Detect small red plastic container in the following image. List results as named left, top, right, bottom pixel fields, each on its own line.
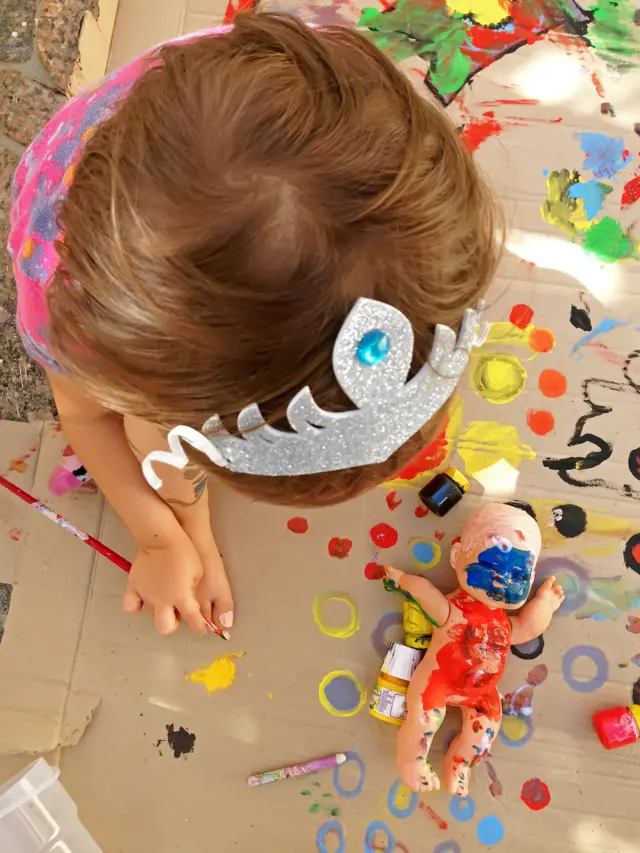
left=593, top=705, right=640, bottom=750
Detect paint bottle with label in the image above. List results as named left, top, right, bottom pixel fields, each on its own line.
left=370, top=643, right=423, bottom=725
left=403, top=600, right=434, bottom=651
left=593, top=704, right=640, bottom=749
left=419, top=467, right=470, bottom=517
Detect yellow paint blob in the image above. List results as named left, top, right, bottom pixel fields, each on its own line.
left=446, top=0, right=510, bottom=25
left=541, top=169, right=589, bottom=238
left=457, top=421, right=535, bottom=478
left=472, top=353, right=527, bottom=404
left=485, top=321, right=532, bottom=347
left=392, top=783, right=414, bottom=812
left=313, top=592, right=360, bottom=639
left=186, top=653, right=244, bottom=694
left=501, top=715, right=528, bottom=741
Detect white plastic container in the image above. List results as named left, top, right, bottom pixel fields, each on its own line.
left=0, top=759, right=102, bottom=852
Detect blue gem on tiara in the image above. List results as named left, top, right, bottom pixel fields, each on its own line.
left=356, top=329, right=391, bottom=366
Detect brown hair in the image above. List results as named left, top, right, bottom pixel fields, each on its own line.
left=48, top=12, right=503, bottom=506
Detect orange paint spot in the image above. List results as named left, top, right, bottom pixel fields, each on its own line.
left=9, top=456, right=29, bottom=474
left=591, top=71, right=605, bottom=99
left=22, top=237, right=35, bottom=260
left=9, top=528, right=22, bottom=542
left=509, top=304, right=534, bottom=330
left=527, top=409, right=555, bottom=436
left=63, top=165, right=75, bottom=185
left=538, top=369, right=567, bottom=397
left=528, top=328, right=555, bottom=353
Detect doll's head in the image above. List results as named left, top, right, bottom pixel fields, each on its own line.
left=450, top=503, right=542, bottom=610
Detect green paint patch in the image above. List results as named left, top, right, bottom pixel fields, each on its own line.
left=582, top=216, right=638, bottom=263
left=588, top=0, right=640, bottom=68
left=312, top=781, right=321, bottom=787
left=322, top=793, right=333, bottom=798
left=308, top=804, right=321, bottom=814
left=301, top=790, right=312, bottom=796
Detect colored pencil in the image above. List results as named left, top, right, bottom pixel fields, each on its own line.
left=0, top=473, right=229, bottom=639
left=248, top=753, right=347, bottom=787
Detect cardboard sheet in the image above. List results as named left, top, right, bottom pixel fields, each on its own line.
left=1, top=0, right=640, bottom=850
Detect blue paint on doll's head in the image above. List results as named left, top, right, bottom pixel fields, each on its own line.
left=466, top=544, right=535, bottom=605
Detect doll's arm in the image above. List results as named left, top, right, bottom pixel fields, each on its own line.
left=383, top=566, right=450, bottom=628
left=510, top=576, right=565, bottom=644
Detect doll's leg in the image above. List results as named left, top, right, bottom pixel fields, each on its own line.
left=442, top=699, right=501, bottom=797
left=397, top=696, right=446, bottom=793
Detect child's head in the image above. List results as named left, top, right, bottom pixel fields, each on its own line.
left=48, top=12, right=502, bottom=506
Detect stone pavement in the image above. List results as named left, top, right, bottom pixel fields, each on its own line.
left=0, top=0, right=99, bottom=421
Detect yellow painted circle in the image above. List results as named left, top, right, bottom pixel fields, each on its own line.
left=318, top=670, right=367, bottom=718
left=472, top=354, right=527, bottom=404
left=313, top=592, right=360, bottom=639
left=501, top=715, right=529, bottom=741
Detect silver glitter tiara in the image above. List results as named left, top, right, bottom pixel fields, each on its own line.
left=142, top=298, right=486, bottom=487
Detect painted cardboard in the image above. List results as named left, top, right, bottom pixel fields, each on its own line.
left=1, top=0, right=640, bottom=850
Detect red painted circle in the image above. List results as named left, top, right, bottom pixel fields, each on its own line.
left=509, top=303, right=534, bottom=329
left=520, top=778, right=551, bottom=811
left=526, top=409, right=555, bottom=436
left=287, top=517, right=308, bottom=534
left=364, top=562, right=385, bottom=581
left=328, top=537, right=353, bottom=559
left=369, top=523, right=399, bottom=549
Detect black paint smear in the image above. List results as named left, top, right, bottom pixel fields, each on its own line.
left=0, top=583, right=13, bottom=644
left=552, top=504, right=587, bottom=538
left=623, top=533, right=640, bottom=576
left=632, top=677, right=640, bottom=707
left=165, top=724, right=195, bottom=758
left=635, top=123, right=640, bottom=137
left=543, top=350, right=640, bottom=500
left=511, top=635, right=545, bottom=660
left=505, top=500, right=537, bottom=521
left=570, top=305, right=592, bottom=332
left=628, top=448, right=640, bottom=481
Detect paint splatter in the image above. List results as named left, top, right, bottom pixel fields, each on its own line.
left=165, top=724, right=196, bottom=759
left=582, top=216, right=637, bottom=263
left=457, top=421, right=535, bottom=478
left=621, top=174, right=640, bottom=208
left=9, top=456, right=29, bottom=474
left=328, top=538, right=352, bottom=559
left=460, top=112, right=503, bottom=151
left=287, top=517, right=308, bottom=534
left=521, top=778, right=551, bottom=811
left=484, top=761, right=503, bottom=797
left=509, top=304, right=533, bottom=330
left=551, top=504, right=587, bottom=538
left=8, top=528, right=23, bottom=542
left=575, top=132, right=632, bottom=180
left=541, top=170, right=589, bottom=237
left=0, top=583, right=13, bottom=644
left=538, top=369, right=567, bottom=397
left=370, top=523, right=399, bottom=549
left=600, top=102, right=616, bottom=117
left=419, top=801, right=448, bottom=829
left=365, top=561, right=385, bottom=580
left=386, top=491, right=402, bottom=511
left=415, top=505, right=430, bottom=518
left=627, top=615, right=640, bottom=633
left=571, top=317, right=628, bottom=355
left=588, top=0, right=640, bottom=69
left=472, top=354, right=527, bottom=404
left=526, top=410, right=555, bottom=436
left=528, top=328, right=555, bottom=353
left=570, top=305, right=592, bottom=332
left=568, top=179, right=613, bottom=220
left=186, top=653, right=244, bottom=693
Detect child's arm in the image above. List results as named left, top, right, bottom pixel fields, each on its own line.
left=47, top=370, right=208, bottom=635
left=510, top=576, right=565, bottom=644
left=383, top=566, right=450, bottom=627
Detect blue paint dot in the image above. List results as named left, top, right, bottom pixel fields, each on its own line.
left=356, top=329, right=391, bottom=365
left=412, top=541, right=435, bottom=565
left=477, top=815, right=505, bottom=845
left=448, top=794, right=476, bottom=822
left=323, top=675, right=361, bottom=712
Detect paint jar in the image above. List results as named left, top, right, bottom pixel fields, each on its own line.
left=593, top=704, right=640, bottom=750
left=403, top=599, right=433, bottom=651
left=369, top=643, right=423, bottom=726
left=0, top=758, right=102, bottom=851
left=419, top=467, right=470, bottom=517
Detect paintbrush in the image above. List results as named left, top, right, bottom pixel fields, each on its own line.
left=0, top=473, right=229, bottom=639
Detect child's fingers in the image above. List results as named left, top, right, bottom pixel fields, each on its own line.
left=123, top=586, right=143, bottom=614
left=213, top=597, right=235, bottom=632
left=155, top=606, right=179, bottom=635
left=181, top=603, right=207, bottom=635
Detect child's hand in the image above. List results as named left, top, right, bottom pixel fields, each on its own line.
left=535, top=575, right=565, bottom=613
left=191, top=530, right=235, bottom=633
left=123, top=535, right=207, bottom=635
left=384, top=565, right=405, bottom=587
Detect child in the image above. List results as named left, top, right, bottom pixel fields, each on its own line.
left=9, top=13, right=502, bottom=637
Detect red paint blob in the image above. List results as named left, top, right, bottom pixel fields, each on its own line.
left=287, top=517, right=308, bottom=534
left=415, top=505, right=430, bottom=518
left=622, top=174, right=640, bottom=209
left=434, top=530, right=445, bottom=541
left=328, top=537, right=352, bottom=559
left=538, top=369, right=567, bottom=398
left=632, top=543, right=640, bottom=565
left=521, top=778, right=551, bottom=810
left=364, top=561, right=385, bottom=580
left=509, top=303, right=534, bottom=329
left=369, top=523, right=398, bottom=549
left=461, top=112, right=504, bottom=152
left=529, top=328, right=555, bottom=353
left=395, top=422, right=448, bottom=481
left=385, top=491, right=402, bottom=511
left=526, top=409, right=555, bottom=436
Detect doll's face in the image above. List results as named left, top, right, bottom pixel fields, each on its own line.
left=451, top=503, right=542, bottom=610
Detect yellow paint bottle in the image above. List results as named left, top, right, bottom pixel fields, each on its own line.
left=403, top=599, right=434, bottom=650
left=369, top=643, right=423, bottom=726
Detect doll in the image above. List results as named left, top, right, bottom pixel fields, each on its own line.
left=384, top=503, right=564, bottom=797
